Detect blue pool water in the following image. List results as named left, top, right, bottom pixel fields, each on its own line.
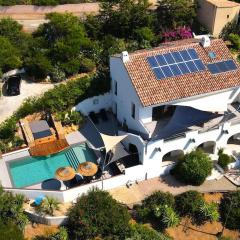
left=9, top=144, right=97, bottom=188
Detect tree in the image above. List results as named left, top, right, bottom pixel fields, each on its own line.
left=156, top=0, right=197, bottom=30
left=199, top=201, right=219, bottom=223
left=67, top=188, right=131, bottom=240
left=99, top=0, right=154, bottom=40
left=0, top=187, right=28, bottom=231
left=0, top=37, right=22, bottom=72
left=171, top=149, right=213, bottom=185
left=34, top=13, right=92, bottom=76
left=228, top=33, right=240, bottom=50
left=0, top=221, right=25, bottom=240
left=219, top=191, right=240, bottom=230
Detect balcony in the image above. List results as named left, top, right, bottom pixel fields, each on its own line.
left=143, top=104, right=240, bottom=141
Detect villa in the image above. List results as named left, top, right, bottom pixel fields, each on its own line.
left=1, top=36, right=240, bottom=202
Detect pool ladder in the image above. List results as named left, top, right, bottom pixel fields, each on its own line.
left=65, top=149, right=80, bottom=170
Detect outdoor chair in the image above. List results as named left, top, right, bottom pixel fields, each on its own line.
left=100, top=109, right=108, bottom=121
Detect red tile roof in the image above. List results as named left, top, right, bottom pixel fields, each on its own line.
left=122, top=38, right=240, bottom=107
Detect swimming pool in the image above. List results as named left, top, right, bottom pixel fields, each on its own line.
left=9, top=144, right=97, bottom=188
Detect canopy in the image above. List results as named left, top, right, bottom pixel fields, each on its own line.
left=55, top=166, right=75, bottom=181
left=109, top=143, right=129, bottom=163
left=100, top=133, right=127, bottom=153
left=77, top=162, right=98, bottom=176
left=173, top=93, right=228, bottom=112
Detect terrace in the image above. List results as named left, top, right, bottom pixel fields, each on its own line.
left=0, top=111, right=140, bottom=195
left=143, top=103, right=240, bottom=141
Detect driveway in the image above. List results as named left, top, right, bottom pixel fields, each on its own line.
left=0, top=80, right=54, bottom=123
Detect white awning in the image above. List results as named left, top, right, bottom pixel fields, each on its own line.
left=100, top=133, right=127, bottom=153
left=173, top=93, right=228, bottom=112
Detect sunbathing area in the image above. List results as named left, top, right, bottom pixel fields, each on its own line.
left=0, top=109, right=141, bottom=194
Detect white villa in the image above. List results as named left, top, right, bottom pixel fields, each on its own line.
left=1, top=36, right=240, bottom=203
left=77, top=36, right=240, bottom=180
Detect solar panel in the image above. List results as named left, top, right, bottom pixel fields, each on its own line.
left=163, top=53, right=175, bottom=64
left=188, top=49, right=198, bottom=60
left=147, top=48, right=205, bottom=80
left=194, top=59, right=205, bottom=71
left=178, top=62, right=190, bottom=74
left=147, top=57, right=158, bottom=68
left=225, top=60, right=237, bottom=70
left=179, top=50, right=191, bottom=61
left=207, top=60, right=237, bottom=74
left=153, top=68, right=165, bottom=79
left=162, top=66, right=173, bottom=77
left=171, top=52, right=183, bottom=63
left=186, top=61, right=198, bottom=72
left=156, top=55, right=167, bottom=66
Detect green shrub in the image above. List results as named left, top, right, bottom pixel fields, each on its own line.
left=175, top=191, right=219, bottom=225
left=67, top=188, right=131, bottom=239
left=154, top=205, right=180, bottom=229
left=171, top=149, right=213, bottom=185
left=0, top=187, right=28, bottom=230
left=220, top=191, right=240, bottom=230
left=35, top=196, right=60, bottom=216
left=80, top=57, right=96, bottom=73
left=228, top=33, right=240, bottom=50
left=0, top=221, right=25, bottom=240
left=135, top=191, right=175, bottom=221
left=127, top=223, right=173, bottom=240
left=175, top=190, right=204, bottom=217
left=218, top=153, right=233, bottom=171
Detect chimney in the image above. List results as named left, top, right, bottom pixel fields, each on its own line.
left=121, top=51, right=129, bottom=63
left=200, top=35, right=211, bottom=47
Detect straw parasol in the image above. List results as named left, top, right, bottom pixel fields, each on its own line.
left=55, top=166, right=76, bottom=181
left=77, top=162, right=98, bottom=176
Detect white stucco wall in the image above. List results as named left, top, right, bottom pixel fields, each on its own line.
left=137, top=87, right=240, bottom=124
left=110, top=56, right=149, bottom=136
left=74, top=93, right=112, bottom=115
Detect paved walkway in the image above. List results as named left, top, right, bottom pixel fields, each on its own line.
left=109, top=175, right=238, bottom=205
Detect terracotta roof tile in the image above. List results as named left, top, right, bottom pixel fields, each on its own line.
left=123, top=38, right=240, bottom=107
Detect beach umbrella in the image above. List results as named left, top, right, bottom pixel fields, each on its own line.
left=55, top=166, right=76, bottom=181
left=77, top=162, right=98, bottom=177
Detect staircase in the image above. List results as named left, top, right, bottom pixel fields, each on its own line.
left=65, top=148, right=81, bottom=170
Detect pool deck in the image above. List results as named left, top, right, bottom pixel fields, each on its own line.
left=29, top=139, right=69, bottom=157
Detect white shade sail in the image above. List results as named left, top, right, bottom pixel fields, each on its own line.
left=100, top=133, right=127, bottom=153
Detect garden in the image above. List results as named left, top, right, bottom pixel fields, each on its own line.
left=1, top=185, right=240, bottom=240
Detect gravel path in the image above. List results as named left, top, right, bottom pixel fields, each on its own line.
left=0, top=80, right=54, bottom=123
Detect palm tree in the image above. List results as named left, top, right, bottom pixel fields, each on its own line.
left=42, top=196, right=60, bottom=216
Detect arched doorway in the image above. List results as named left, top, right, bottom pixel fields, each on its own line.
left=129, top=143, right=139, bottom=163
left=162, top=149, right=184, bottom=162
left=197, top=141, right=216, bottom=154
left=227, top=133, right=240, bottom=145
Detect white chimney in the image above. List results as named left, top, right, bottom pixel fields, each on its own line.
left=200, top=35, right=211, bottom=48
left=121, top=51, right=129, bottom=63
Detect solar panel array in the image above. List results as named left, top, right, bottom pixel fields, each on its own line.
left=147, top=48, right=205, bottom=80
left=207, top=60, right=237, bottom=74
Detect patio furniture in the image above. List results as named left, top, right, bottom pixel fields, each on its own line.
left=89, top=112, right=99, bottom=124
left=55, top=166, right=76, bottom=181
left=77, top=162, right=98, bottom=176
left=100, top=109, right=108, bottom=121
left=34, top=195, right=45, bottom=206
